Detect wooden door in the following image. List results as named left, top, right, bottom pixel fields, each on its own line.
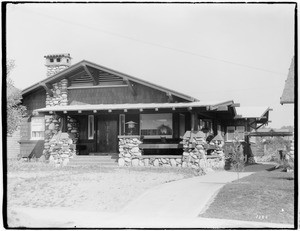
left=97, top=115, right=118, bottom=153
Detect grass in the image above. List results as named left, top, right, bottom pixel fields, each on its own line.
left=200, top=164, right=295, bottom=224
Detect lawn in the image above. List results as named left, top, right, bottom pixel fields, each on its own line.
left=200, top=164, right=295, bottom=224
left=6, top=159, right=195, bottom=227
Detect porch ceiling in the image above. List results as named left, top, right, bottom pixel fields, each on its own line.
left=34, top=100, right=237, bottom=114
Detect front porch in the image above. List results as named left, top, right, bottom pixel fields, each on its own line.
left=34, top=101, right=238, bottom=168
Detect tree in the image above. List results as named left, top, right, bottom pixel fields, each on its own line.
left=7, top=60, right=26, bottom=135
left=224, top=132, right=247, bottom=180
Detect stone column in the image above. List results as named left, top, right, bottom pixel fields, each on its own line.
left=118, top=136, right=142, bottom=167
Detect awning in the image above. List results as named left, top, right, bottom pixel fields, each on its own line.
left=34, top=100, right=237, bottom=114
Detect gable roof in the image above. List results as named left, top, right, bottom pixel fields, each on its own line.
left=280, top=56, right=295, bottom=104
left=22, top=60, right=197, bottom=102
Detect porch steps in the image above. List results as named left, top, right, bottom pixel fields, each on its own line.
left=69, top=154, right=118, bottom=167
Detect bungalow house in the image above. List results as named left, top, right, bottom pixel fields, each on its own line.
left=19, top=54, right=271, bottom=168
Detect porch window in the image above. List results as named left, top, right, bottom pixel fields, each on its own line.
left=88, top=115, right=94, bottom=140
left=140, top=114, right=173, bottom=139
left=31, top=117, right=45, bottom=140
left=226, top=126, right=245, bottom=142
left=226, top=126, right=235, bottom=141
left=236, top=126, right=245, bottom=141
left=125, top=114, right=139, bottom=135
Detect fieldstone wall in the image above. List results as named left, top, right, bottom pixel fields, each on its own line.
left=43, top=114, right=79, bottom=166
left=46, top=79, right=68, bottom=107
left=117, top=135, right=225, bottom=170
left=182, top=136, right=225, bottom=170
left=138, top=156, right=182, bottom=167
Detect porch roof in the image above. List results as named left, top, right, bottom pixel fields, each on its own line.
left=235, top=106, right=271, bottom=119
left=34, top=100, right=237, bottom=114
left=249, top=128, right=293, bottom=137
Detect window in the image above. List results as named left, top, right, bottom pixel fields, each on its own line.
left=226, top=126, right=245, bottom=142
left=125, top=114, right=139, bottom=135
left=140, top=114, right=173, bottom=138
left=56, top=58, right=61, bottom=62
left=50, top=58, right=54, bottom=63
left=88, top=115, right=94, bottom=140
left=31, top=117, right=45, bottom=140
left=119, top=114, right=140, bottom=136
left=226, top=126, right=235, bottom=141
left=236, top=126, right=245, bottom=141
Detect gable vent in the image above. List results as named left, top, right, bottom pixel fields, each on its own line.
left=98, top=70, right=124, bottom=85
left=71, top=73, right=94, bottom=86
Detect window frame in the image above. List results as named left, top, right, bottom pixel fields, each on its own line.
left=31, top=116, right=45, bottom=140
left=140, top=113, right=173, bottom=139
left=119, top=114, right=125, bottom=135
left=88, top=115, right=94, bottom=140
left=226, top=125, right=245, bottom=142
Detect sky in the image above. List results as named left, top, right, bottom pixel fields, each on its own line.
left=6, top=3, right=295, bottom=129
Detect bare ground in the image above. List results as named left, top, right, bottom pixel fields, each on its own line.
left=6, top=160, right=196, bottom=227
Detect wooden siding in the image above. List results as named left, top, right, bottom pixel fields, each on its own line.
left=19, top=140, right=44, bottom=158
left=20, top=117, right=31, bottom=140
left=7, top=129, right=20, bottom=159
left=22, top=88, right=46, bottom=114
left=68, top=82, right=188, bottom=105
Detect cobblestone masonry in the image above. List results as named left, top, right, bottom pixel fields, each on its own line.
left=43, top=114, right=79, bottom=166
left=46, top=79, right=68, bottom=107
left=117, top=135, right=225, bottom=170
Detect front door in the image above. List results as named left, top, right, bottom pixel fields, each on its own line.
left=97, top=115, right=118, bottom=153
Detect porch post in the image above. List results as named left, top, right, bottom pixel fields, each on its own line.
left=190, top=112, right=199, bottom=131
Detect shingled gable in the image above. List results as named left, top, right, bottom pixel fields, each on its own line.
left=21, top=59, right=197, bottom=102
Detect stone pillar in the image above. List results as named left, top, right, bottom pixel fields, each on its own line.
left=181, top=132, right=225, bottom=171
left=118, top=136, right=142, bottom=167
left=43, top=114, right=79, bottom=166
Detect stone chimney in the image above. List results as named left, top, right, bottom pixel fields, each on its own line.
left=44, top=53, right=72, bottom=77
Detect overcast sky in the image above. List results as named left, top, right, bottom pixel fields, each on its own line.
left=6, top=3, right=295, bottom=128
